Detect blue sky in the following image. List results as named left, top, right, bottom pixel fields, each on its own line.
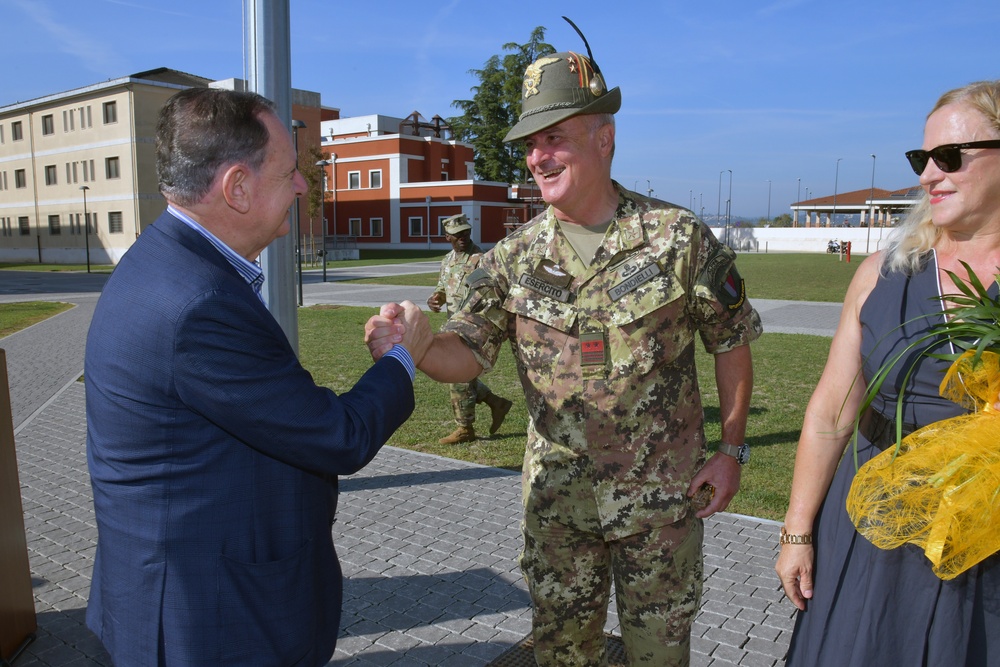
left=5, top=0, right=1000, bottom=219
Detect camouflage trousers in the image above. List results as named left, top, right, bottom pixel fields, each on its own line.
left=520, top=509, right=704, bottom=666
left=448, top=379, right=491, bottom=425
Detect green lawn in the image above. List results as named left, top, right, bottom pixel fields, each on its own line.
left=342, top=252, right=863, bottom=304
left=0, top=262, right=114, bottom=273
left=300, top=306, right=834, bottom=521
left=0, top=301, right=74, bottom=337
left=1, top=252, right=851, bottom=520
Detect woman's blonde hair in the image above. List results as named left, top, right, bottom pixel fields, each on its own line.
left=882, top=80, right=1000, bottom=274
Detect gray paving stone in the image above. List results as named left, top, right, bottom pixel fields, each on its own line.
left=3, top=270, right=820, bottom=666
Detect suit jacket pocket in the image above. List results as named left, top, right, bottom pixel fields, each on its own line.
left=218, top=538, right=319, bottom=664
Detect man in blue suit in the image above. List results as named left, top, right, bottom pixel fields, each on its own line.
left=84, top=87, right=431, bottom=666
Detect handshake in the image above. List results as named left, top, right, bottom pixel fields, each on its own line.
left=364, top=301, right=433, bottom=366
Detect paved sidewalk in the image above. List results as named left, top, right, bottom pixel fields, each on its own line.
left=0, top=267, right=836, bottom=666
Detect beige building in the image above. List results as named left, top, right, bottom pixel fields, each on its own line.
left=0, top=69, right=325, bottom=265
left=0, top=69, right=215, bottom=264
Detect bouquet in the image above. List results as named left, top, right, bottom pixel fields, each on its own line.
left=846, top=261, right=1000, bottom=580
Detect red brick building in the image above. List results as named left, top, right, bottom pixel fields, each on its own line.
left=317, top=112, right=535, bottom=251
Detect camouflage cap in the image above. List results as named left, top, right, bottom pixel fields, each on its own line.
left=443, top=213, right=472, bottom=235
left=503, top=50, right=621, bottom=143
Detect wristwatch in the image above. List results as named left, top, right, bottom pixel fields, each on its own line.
left=718, top=442, right=750, bottom=465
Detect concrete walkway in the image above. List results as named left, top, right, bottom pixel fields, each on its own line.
left=0, top=266, right=841, bottom=666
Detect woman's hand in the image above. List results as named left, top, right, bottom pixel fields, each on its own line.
left=775, top=543, right=815, bottom=611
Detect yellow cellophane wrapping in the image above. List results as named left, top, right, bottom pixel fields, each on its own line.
left=846, top=350, right=1000, bottom=580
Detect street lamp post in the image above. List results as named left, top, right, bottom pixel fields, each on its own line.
left=426, top=195, right=432, bottom=248
left=796, top=177, right=801, bottom=227
left=717, top=171, right=723, bottom=226
left=291, top=119, right=305, bottom=306
left=867, top=154, right=876, bottom=253
left=79, top=185, right=91, bottom=273
left=832, top=157, right=842, bottom=227
left=726, top=169, right=733, bottom=246
left=315, top=159, right=332, bottom=282
left=766, top=180, right=771, bottom=224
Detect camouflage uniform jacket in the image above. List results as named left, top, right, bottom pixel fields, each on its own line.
left=434, top=242, right=484, bottom=316
left=442, top=183, right=763, bottom=540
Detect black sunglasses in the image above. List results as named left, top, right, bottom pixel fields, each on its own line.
left=905, top=140, right=1000, bottom=175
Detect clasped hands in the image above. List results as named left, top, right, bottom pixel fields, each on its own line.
left=364, top=301, right=433, bottom=365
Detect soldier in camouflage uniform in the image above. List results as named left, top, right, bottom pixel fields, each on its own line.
left=427, top=213, right=513, bottom=445
left=366, top=19, right=761, bottom=667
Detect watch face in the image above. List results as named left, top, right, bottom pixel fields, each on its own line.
left=737, top=443, right=750, bottom=465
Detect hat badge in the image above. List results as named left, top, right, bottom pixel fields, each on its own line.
left=523, top=56, right=562, bottom=98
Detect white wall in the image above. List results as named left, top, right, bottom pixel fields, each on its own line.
left=716, top=226, right=896, bottom=254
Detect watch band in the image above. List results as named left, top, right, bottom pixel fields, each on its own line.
left=718, top=442, right=742, bottom=458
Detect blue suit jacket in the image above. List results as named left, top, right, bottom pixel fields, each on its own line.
left=85, top=211, right=414, bottom=666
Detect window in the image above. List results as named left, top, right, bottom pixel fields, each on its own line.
left=14, top=169, right=26, bottom=189
left=103, top=101, right=117, bottom=124
left=441, top=171, right=449, bottom=181
left=0, top=171, right=6, bottom=191
left=12, top=121, right=23, bottom=141
left=45, top=165, right=57, bottom=186
left=108, top=211, right=123, bottom=234
left=1, top=217, right=10, bottom=237
left=434, top=216, right=447, bottom=236
left=348, top=218, right=362, bottom=236
left=69, top=213, right=80, bottom=235
left=42, top=114, right=54, bottom=135
left=63, top=110, right=73, bottom=132
left=18, top=216, right=30, bottom=235
left=408, top=216, right=423, bottom=237
left=0, top=124, right=4, bottom=143
left=369, top=170, right=382, bottom=189
left=48, top=215, right=61, bottom=235
left=106, top=156, right=120, bottom=179
left=370, top=218, right=383, bottom=237
left=348, top=171, right=360, bottom=189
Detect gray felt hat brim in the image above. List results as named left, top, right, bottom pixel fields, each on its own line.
left=503, top=86, right=621, bottom=143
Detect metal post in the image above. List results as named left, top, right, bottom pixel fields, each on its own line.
left=717, top=171, right=723, bottom=227
left=315, top=159, right=331, bottom=280
left=79, top=185, right=91, bottom=273
left=867, top=154, right=876, bottom=253
left=726, top=169, right=732, bottom=246
left=425, top=195, right=432, bottom=248
left=833, top=158, right=842, bottom=228
left=766, top=180, right=771, bottom=223
left=292, top=120, right=305, bottom=307
left=246, top=0, right=298, bottom=353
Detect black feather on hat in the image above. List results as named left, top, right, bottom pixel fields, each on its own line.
left=503, top=17, right=621, bottom=143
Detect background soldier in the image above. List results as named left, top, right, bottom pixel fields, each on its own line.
left=427, top=213, right=513, bottom=444
left=367, top=19, right=760, bottom=666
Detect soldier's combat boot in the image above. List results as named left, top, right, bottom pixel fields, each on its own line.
left=439, top=424, right=476, bottom=445
left=484, top=394, right=513, bottom=435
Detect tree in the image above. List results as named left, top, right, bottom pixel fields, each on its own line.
left=299, top=145, right=327, bottom=224
left=449, top=27, right=554, bottom=184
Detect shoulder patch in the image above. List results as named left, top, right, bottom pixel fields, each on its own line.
left=699, top=248, right=746, bottom=311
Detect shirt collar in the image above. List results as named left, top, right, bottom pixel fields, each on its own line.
left=167, top=205, right=265, bottom=296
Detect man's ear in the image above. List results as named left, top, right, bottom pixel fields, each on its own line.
left=221, top=164, right=252, bottom=214
left=597, top=123, right=615, bottom=158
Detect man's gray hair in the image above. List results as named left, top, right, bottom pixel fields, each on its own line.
left=156, top=88, right=277, bottom=207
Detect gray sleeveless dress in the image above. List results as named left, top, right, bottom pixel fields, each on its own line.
left=785, top=251, right=1000, bottom=666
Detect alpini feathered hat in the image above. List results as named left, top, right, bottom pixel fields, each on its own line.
left=503, top=16, right=621, bottom=143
